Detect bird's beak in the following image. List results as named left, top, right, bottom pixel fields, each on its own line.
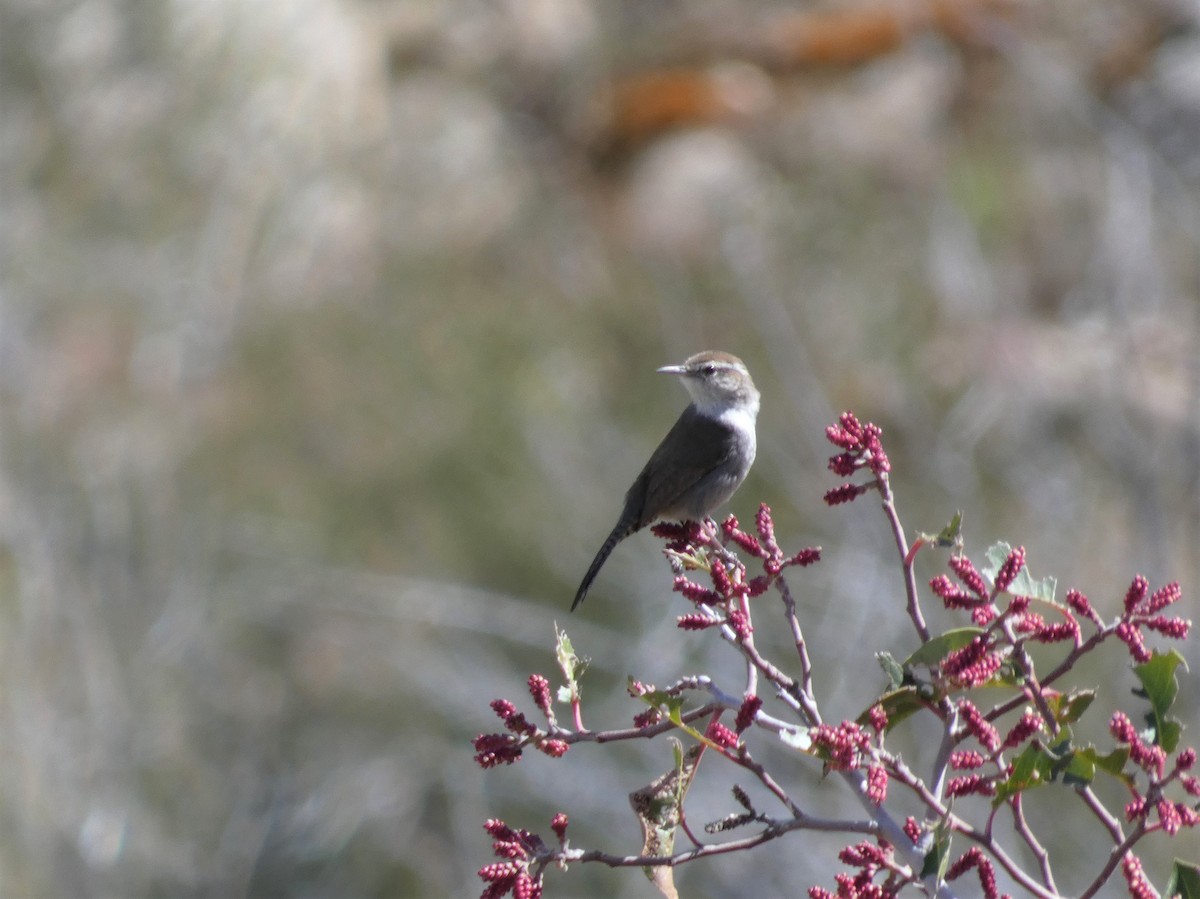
left=656, top=364, right=686, bottom=376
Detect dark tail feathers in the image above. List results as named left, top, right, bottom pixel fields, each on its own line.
left=571, top=518, right=635, bottom=611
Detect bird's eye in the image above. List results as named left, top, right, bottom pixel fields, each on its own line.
left=702, top=365, right=716, bottom=375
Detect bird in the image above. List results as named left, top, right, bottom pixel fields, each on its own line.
left=572, top=350, right=759, bottom=610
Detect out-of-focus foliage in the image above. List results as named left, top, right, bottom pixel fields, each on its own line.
left=0, top=0, right=1196, bottom=895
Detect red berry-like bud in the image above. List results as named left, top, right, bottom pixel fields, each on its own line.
left=527, top=675, right=552, bottom=716
left=513, top=871, right=542, bottom=899
left=706, top=720, right=739, bottom=750
left=491, top=699, right=519, bottom=721
left=958, top=700, right=1001, bottom=753
left=824, top=483, right=868, bottom=506
left=949, top=555, right=988, bottom=599
left=674, top=576, right=721, bottom=606
left=1143, top=615, right=1190, bottom=639
left=1003, top=709, right=1044, bottom=749
left=726, top=607, right=753, bottom=639
left=950, top=750, right=985, bottom=769
left=1116, top=621, right=1152, bottom=663
left=903, top=817, right=921, bottom=844
left=735, top=694, right=763, bottom=733
left=550, top=812, right=569, bottom=840
left=993, top=546, right=1025, bottom=594
left=1147, top=581, right=1182, bottom=612
left=946, top=774, right=996, bottom=798
left=1122, top=853, right=1155, bottom=899
left=478, top=861, right=519, bottom=882
left=538, top=739, right=568, bottom=758
left=785, top=547, right=822, bottom=568
left=484, top=818, right=520, bottom=842
left=677, top=612, right=718, bottom=630
left=1124, top=575, right=1149, bottom=613
left=866, top=764, right=888, bottom=805
left=867, top=704, right=888, bottom=735
left=1065, top=589, right=1098, bottom=621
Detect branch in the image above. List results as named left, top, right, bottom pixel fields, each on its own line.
left=571, top=813, right=878, bottom=869
left=876, top=471, right=930, bottom=643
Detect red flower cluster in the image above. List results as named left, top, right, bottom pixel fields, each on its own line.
left=946, top=773, right=996, bottom=798
left=473, top=690, right=568, bottom=769
left=1115, top=576, right=1189, bottom=663
left=735, top=694, right=763, bottom=733
left=1001, top=708, right=1044, bottom=749
left=478, top=816, right=561, bottom=899
left=957, top=699, right=1001, bottom=754
left=706, top=719, right=740, bottom=751
left=808, top=839, right=899, bottom=899
left=666, top=503, right=820, bottom=640
left=866, top=764, right=888, bottom=805
left=1110, top=712, right=1200, bottom=834
left=823, top=412, right=890, bottom=505
left=946, top=847, right=1008, bottom=899
left=1110, top=712, right=1166, bottom=778
left=1121, top=852, right=1155, bottom=899
left=811, top=720, right=872, bottom=771
left=940, top=635, right=1004, bottom=688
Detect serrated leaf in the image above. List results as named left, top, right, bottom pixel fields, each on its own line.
left=1059, top=751, right=1096, bottom=786
left=936, top=511, right=964, bottom=547
left=1068, top=745, right=1132, bottom=784
left=1166, top=859, right=1200, bottom=899
left=993, top=742, right=1051, bottom=804
left=556, top=626, right=587, bottom=684
left=919, top=825, right=951, bottom=880
left=1094, top=746, right=1132, bottom=779
left=982, top=543, right=1012, bottom=582
left=1135, top=649, right=1187, bottom=751
left=1018, top=571, right=1056, bottom=602
left=1048, top=690, right=1096, bottom=726
left=779, top=726, right=812, bottom=751
left=877, top=652, right=905, bottom=689
left=905, top=628, right=983, bottom=667
left=856, top=687, right=928, bottom=732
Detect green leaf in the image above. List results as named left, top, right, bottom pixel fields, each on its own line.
left=935, top=511, right=964, bottom=547
left=993, top=742, right=1051, bottom=804
left=1055, top=745, right=1132, bottom=787
left=556, top=626, right=587, bottom=683
left=1166, top=859, right=1200, bottom=899
left=877, top=652, right=906, bottom=690
left=1046, top=690, right=1096, bottom=726
left=1091, top=746, right=1131, bottom=779
left=1134, top=649, right=1188, bottom=752
left=856, top=687, right=928, bottom=732
left=905, top=628, right=983, bottom=667
left=919, top=824, right=952, bottom=881
left=1059, top=750, right=1096, bottom=786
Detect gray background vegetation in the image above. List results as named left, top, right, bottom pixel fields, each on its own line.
left=1, top=0, right=1197, bottom=896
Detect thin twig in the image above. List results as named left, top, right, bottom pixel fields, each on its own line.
left=1009, top=793, right=1057, bottom=892
left=876, top=472, right=930, bottom=643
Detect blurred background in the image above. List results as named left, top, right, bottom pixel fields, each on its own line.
left=1, top=0, right=1198, bottom=896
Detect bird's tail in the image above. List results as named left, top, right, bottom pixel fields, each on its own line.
left=571, top=517, right=635, bottom=611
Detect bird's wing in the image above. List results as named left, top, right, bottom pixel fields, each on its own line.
left=627, top=406, right=741, bottom=529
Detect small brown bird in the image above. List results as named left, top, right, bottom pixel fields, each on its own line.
left=572, top=351, right=759, bottom=610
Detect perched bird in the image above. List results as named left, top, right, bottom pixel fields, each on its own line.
left=572, top=351, right=759, bottom=610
